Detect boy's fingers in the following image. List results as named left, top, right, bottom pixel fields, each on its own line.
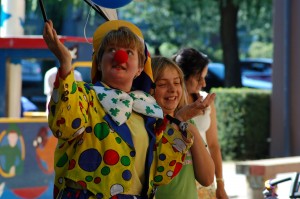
left=48, top=20, right=53, bottom=26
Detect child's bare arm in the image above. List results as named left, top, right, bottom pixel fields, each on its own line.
left=43, top=20, right=72, bottom=78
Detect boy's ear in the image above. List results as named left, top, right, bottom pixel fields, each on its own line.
left=135, top=66, right=143, bottom=77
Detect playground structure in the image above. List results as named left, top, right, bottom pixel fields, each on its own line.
left=0, top=36, right=92, bottom=198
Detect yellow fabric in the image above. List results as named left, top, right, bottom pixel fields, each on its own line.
left=126, top=113, right=148, bottom=195
left=143, top=50, right=153, bottom=81
left=93, top=20, right=144, bottom=51
left=48, top=71, right=193, bottom=198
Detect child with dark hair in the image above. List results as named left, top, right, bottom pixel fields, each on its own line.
left=173, top=48, right=229, bottom=199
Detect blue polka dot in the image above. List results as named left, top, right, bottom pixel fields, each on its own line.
left=159, top=154, right=166, bottom=161
left=84, top=83, right=91, bottom=90
left=96, top=193, right=103, bottom=199
left=130, top=151, right=136, bottom=157
left=122, top=170, right=132, bottom=181
left=78, top=149, right=102, bottom=172
left=72, top=118, right=81, bottom=129
left=86, top=126, right=92, bottom=133
left=167, top=128, right=174, bottom=136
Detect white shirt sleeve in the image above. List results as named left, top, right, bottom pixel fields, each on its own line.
left=44, top=67, right=58, bottom=95
left=74, top=70, right=83, bottom=81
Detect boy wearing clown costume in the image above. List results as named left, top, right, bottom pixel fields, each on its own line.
left=43, top=19, right=214, bottom=199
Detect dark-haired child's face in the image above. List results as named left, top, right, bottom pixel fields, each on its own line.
left=99, top=46, right=142, bottom=92
left=185, top=66, right=208, bottom=94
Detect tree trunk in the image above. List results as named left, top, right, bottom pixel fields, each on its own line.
left=220, top=0, right=242, bottom=87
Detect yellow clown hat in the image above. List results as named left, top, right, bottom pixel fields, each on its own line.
left=91, top=20, right=153, bottom=93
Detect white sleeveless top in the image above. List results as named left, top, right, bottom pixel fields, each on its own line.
left=192, top=91, right=217, bottom=194
left=191, top=91, right=211, bottom=147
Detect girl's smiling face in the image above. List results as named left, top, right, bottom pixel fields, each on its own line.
left=154, top=67, right=183, bottom=116
left=100, top=46, right=142, bottom=92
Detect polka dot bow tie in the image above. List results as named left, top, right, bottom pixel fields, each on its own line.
left=92, top=86, right=163, bottom=126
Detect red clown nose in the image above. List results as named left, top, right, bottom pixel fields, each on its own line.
left=114, top=50, right=128, bottom=64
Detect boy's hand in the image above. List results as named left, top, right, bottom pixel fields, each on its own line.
left=43, top=20, right=72, bottom=77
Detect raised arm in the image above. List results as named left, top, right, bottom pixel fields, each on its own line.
left=187, top=122, right=215, bottom=186
left=171, top=113, right=215, bottom=186
left=43, top=20, right=72, bottom=78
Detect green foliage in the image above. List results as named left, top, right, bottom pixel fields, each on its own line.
left=208, top=48, right=223, bottom=62
left=24, top=0, right=273, bottom=62
left=238, top=0, right=273, bottom=51
left=119, top=0, right=220, bottom=58
left=248, top=41, right=273, bottom=58
left=212, top=87, right=271, bottom=160
left=25, top=0, right=92, bottom=33
left=159, top=42, right=179, bottom=58
left=118, top=0, right=272, bottom=63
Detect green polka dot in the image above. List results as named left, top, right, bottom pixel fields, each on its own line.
left=56, top=153, right=68, bottom=167
left=121, top=156, right=131, bottom=166
left=101, top=166, right=110, bottom=176
left=71, top=82, right=77, bottom=94
left=115, top=137, right=122, bottom=144
left=85, top=176, right=93, bottom=182
left=157, top=166, right=164, bottom=172
left=154, top=175, right=163, bottom=182
left=94, top=123, right=110, bottom=140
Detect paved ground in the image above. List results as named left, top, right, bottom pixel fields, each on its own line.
left=223, top=161, right=248, bottom=199
left=222, top=161, right=295, bottom=199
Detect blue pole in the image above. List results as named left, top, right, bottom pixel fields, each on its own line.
left=283, top=0, right=291, bottom=156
